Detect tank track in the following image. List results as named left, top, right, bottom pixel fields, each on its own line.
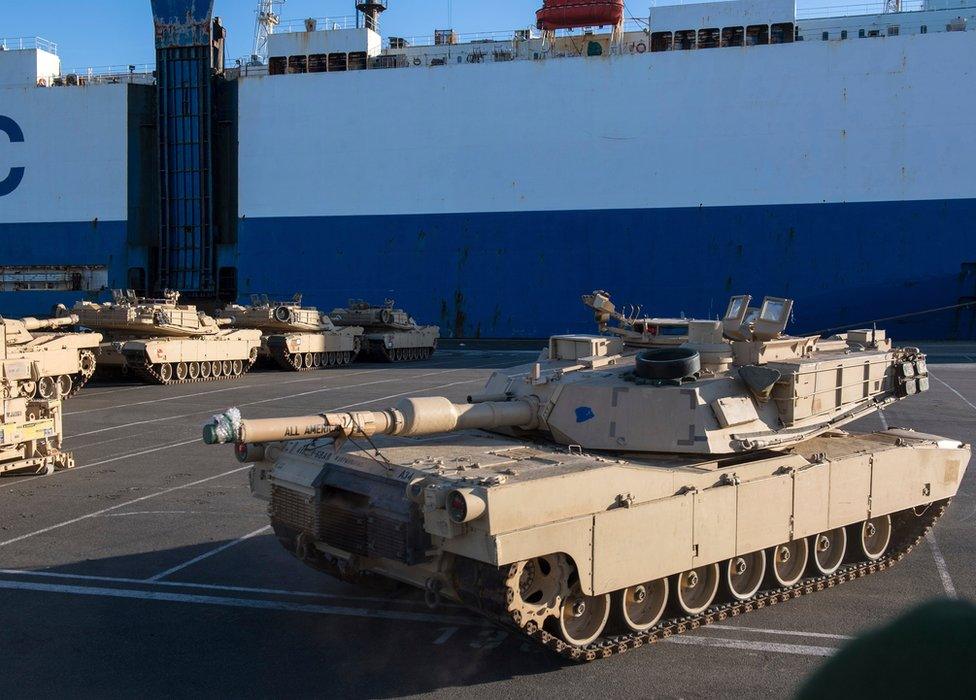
left=66, top=349, right=98, bottom=398
left=460, top=501, right=948, bottom=662
left=123, top=353, right=258, bottom=386
left=269, top=347, right=357, bottom=372
left=367, top=343, right=437, bottom=363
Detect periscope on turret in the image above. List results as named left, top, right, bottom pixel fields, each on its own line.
left=219, top=293, right=363, bottom=371
left=203, top=294, right=970, bottom=658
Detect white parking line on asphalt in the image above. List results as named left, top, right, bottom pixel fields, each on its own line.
left=147, top=526, right=272, bottom=582
left=0, top=464, right=251, bottom=548
left=707, top=624, right=852, bottom=641
left=0, top=578, right=484, bottom=626
left=0, top=438, right=204, bottom=489
left=925, top=532, right=958, bottom=598
left=65, top=369, right=383, bottom=416
left=67, top=361, right=510, bottom=439
left=664, top=635, right=836, bottom=657
left=930, top=373, right=976, bottom=414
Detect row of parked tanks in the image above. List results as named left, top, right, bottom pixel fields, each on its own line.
left=0, top=290, right=438, bottom=476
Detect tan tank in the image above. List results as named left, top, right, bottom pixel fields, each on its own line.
left=72, top=290, right=262, bottom=385
left=1, top=313, right=101, bottom=399
left=330, top=300, right=439, bottom=362
left=220, top=294, right=363, bottom=371
left=204, top=294, right=969, bottom=660
left=0, top=318, right=73, bottom=476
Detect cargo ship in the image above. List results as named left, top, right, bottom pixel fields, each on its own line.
left=1, top=0, right=974, bottom=338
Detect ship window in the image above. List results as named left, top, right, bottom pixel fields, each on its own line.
left=698, top=28, right=720, bottom=49
left=650, top=31, right=673, bottom=51
left=308, top=53, right=328, bottom=72
left=722, top=27, right=744, bottom=47
left=921, top=25, right=927, bottom=34
left=269, top=56, right=286, bottom=75
left=841, top=30, right=848, bottom=39
left=859, top=29, right=866, bottom=38
left=770, top=23, right=794, bottom=43
left=328, top=53, right=348, bottom=71
left=822, top=31, right=829, bottom=41
left=746, top=25, right=769, bottom=46
left=674, top=30, right=696, bottom=50
left=868, top=29, right=880, bottom=37
left=287, top=55, right=307, bottom=74
left=349, top=51, right=368, bottom=70
left=888, top=25, right=899, bottom=36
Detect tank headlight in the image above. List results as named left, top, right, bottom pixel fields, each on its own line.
left=447, top=488, right=486, bottom=524
left=235, top=442, right=266, bottom=464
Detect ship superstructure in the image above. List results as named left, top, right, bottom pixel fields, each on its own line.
left=0, top=0, right=974, bottom=338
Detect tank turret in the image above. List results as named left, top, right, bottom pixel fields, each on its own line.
left=220, top=294, right=363, bottom=371
left=70, top=290, right=262, bottom=385
left=330, top=299, right=439, bottom=362
left=0, top=314, right=101, bottom=399
left=203, top=295, right=969, bottom=657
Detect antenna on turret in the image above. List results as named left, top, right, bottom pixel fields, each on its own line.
left=251, top=0, right=284, bottom=65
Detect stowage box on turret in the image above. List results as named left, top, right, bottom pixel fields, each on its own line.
left=0, top=319, right=74, bottom=476
left=205, top=294, right=970, bottom=659
left=72, top=290, right=262, bottom=385
left=220, top=294, right=363, bottom=371
left=0, top=313, right=101, bottom=400
left=330, top=300, right=439, bottom=363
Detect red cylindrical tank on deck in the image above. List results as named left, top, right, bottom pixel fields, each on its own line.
left=536, top=0, right=625, bottom=31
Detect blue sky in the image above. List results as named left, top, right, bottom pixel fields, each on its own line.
left=0, top=1, right=565, bottom=69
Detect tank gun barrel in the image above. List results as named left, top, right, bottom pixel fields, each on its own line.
left=204, top=397, right=537, bottom=445
left=20, top=314, right=79, bottom=331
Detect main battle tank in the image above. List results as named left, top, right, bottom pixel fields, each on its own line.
left=71, top=290, right=262, bottom=385
left=0, top=318, right=74, bottom=476
left=330, top=300, right=439, bottom=363
left=220, top=294, right=363, bottom=371
left=204, top=294, right=969, bottom=659
left=1, top=313, right=101, bottom=399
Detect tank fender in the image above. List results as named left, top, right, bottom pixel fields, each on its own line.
left=490, top=516, right=596, bottom=595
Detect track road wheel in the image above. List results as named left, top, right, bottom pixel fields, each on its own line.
left=211, top=361, right=222, bottom=378
left=200, top=361, right=212, bottom=379
left=21, top=380, right=37, bottom=399
left=221, top=360, right=232, bottom=377
left=674, top=563, right=720, bottom=615
left=553, top=586, right=610, bottom=647
left=857, top=515, right=892, bottom=561
left=176, top=363, right=188, bottom=382
left=312, top=353, right=322, bottom=368
left=189, top=362, right=200, bottom=380
left=613, top=578, right=668, bottom=632
left=158, top=363, right=173, bottom=384
left=233, top=359, right=244, bottom=376
left=56, top=375, right=72, bottom=398
left=38, top=376, right=57, bottom=399
left=725, top=551, right=766, bottom=601
left=811, top=528, right=847, bottom=575
left=770, top=539, right=809, bottom=587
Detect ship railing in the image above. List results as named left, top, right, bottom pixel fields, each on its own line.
left=275, top=15, right=367, bottom=34
left=385, top=18, right=646, bottom=50
left=0, top=36, right=58, bottom=54
left=797, top=1, right=927, bottom=18
left=40, top=63, right=156, bottom=87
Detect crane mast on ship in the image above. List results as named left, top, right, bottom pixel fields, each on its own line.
left=251, top=0, right=284, bottom=65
